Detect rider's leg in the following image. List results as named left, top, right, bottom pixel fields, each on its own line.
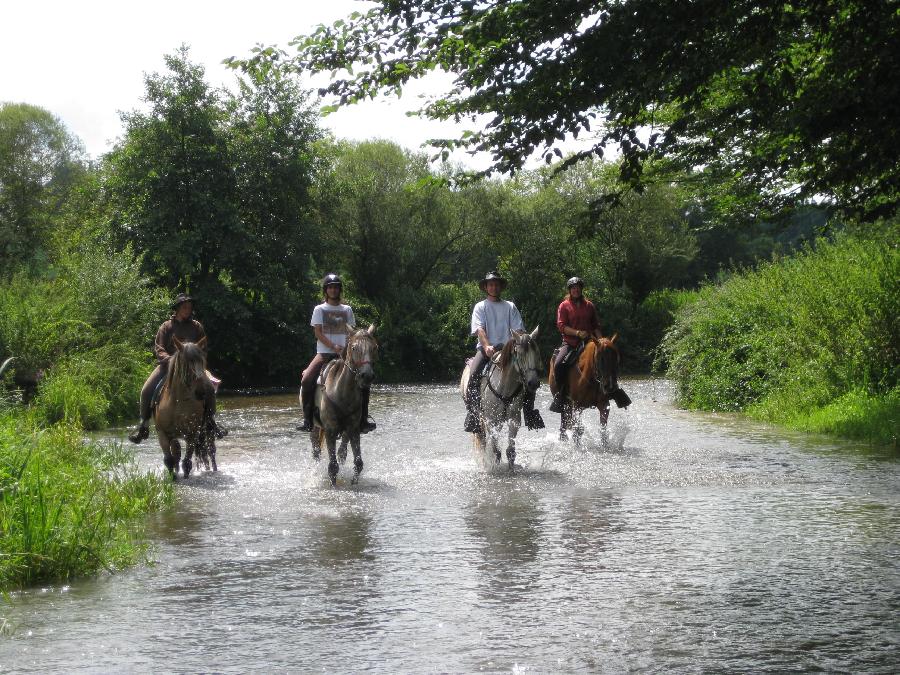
left=128, top=365, right=164, bottom=443
left=522, top=388, right=545, bottom=429
left=298, top=354, right=327, bottom=431
left=549, top=344, right=571, bottom=413
left=464, top=350, right=487, bottom=433
left=360, top=387, right=376, bottom=433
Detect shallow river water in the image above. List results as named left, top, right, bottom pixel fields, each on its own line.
left=1, top=379, right=898, bottom=673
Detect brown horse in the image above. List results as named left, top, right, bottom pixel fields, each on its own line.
left=548, top=335, right=625, bottom=446
left=308, top=325, right=378, bottom=486
left=154, top=337, right=216, bottom=478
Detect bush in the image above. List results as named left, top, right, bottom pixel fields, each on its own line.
left=660, top=230, right=899, bottom=443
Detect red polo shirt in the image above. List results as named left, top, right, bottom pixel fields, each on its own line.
left=557, top=297, right=599, bottom=347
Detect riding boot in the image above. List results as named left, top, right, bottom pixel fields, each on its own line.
left=297, top=391, right=315, bottom=432
left=464, top=376, right=483, bottom=434
left=127, top=419, right=149, bottom=444
left=549, top=390, right=566, bottom=413
left=360, top=387, right=376, bottom=434
left=522, top=390, right=545, bottom=430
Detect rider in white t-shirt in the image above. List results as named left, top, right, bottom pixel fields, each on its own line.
left=463, top=271, right=544, bottom=434
left=297, top=273, right=376, bottom=433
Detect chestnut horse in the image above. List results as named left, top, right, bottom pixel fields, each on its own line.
left=154, top=337, right=216, bottom=478
left=548, top=335, right=625, bottom=446
left=307, top=325, right=378, bottom=486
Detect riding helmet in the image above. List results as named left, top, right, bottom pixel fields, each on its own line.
left=170, top=293, right=194, bottom=309
left=566, top=276, right=585, bottom=290
left=479, top=270, right=508, bottom=292
left=322, top=273, right=343, bottom=293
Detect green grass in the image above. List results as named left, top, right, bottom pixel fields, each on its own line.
left=659, top=228, right=899, bottom=446
left=0, top=412, right=173, bottom=589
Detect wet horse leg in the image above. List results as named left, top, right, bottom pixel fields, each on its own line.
left=181, top=437, right=195, bottom=478
left=326, top=430, right=340, bottom=486
left=159, top=431, right=177, bottom=478
left=310, top=428, right=322, bottom=461
left=350, top=432, right=363, bottom=484
left=506, top=412, right=520, bottom=469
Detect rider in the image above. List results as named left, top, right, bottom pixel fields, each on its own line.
left=297, top=273, right=376, bottom=433
left=549, top=277, right=604, bottom=413
left=463, top=270, right=544, bottom=433
left=128, top=293, right=225, bottom=443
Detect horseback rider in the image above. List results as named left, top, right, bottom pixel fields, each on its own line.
left=128, top=293, right=226, bottom=443
left=463, top=271, right=545, bottom=434
left=297, top=273, right=376, bottom=433
left=549, top=277, right=604, bottom=413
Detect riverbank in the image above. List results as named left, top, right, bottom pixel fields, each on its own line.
left=660, top=230, right=898, bottom=446
left=0, top=411, right=173, bottom=590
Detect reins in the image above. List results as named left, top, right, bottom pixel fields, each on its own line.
left=484, top=336, right=538, bottom=411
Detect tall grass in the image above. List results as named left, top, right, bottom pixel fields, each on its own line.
left=0, top=413, right=173, bottom=589
left=659, top=229, right=899, bottom=445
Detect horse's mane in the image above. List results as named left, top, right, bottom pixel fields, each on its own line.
left=577, top=336, right=619, bottom=389
left=497, top=336, right=518, bottom=370
left=166, top=342, right=207, bottom=390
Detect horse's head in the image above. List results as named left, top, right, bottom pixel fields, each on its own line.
left=505, top=326, right=541, bottom=393
left=591, top=334, right=620, bottom=396
left=345, top=324, right=378, bottom=389
left=171, top=336, right=208, bottom=386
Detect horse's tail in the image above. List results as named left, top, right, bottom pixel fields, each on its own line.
left=0, top=356, right=16, bottom=379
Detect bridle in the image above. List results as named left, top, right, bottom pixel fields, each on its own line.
left=486, top=335, right=539, bottom=406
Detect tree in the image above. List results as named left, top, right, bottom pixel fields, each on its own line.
left=245, top=0, right=899, bottom=220
left=0, top=103, right=86, bottom=276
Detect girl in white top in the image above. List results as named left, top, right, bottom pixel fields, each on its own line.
left=298, top=274, right=375, bottom=433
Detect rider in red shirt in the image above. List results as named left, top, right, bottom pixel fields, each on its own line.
left=550, top=277, right=604, bottom=413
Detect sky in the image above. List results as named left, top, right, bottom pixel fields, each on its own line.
left=0, top=0, right=494, bottom=168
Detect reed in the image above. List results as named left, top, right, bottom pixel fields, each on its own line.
left=0, top=413, right=173, bottom=589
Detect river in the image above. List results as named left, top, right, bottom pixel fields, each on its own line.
left=1, top=379, right=898, bottom=672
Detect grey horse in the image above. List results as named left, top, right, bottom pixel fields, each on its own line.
left=460, top=327, right=541, bottom=469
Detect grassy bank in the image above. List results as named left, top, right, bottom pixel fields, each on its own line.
left=659, top=229, right=899, bottom=446
left=0, top=412, right=173, bottom=589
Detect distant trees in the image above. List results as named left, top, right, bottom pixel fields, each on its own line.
left=0, top=103, right=87, bottom=277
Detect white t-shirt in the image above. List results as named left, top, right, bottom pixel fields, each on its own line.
left=471, top=298, right=524, bottom=348
left=311, top=302, right=356, bottom=354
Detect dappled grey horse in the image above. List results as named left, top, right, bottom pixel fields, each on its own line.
left=460, top=327, right=541, bottom=469
left=307, top=325, right=378, bottom=486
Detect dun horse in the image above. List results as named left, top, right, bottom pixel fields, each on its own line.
left=460, top=328, right=541, bottom=469
left=548, top=335, right=630, bottom=446
left=154, top=337, right=217, bottom=478
left=306, top=325, right=378, bottom=486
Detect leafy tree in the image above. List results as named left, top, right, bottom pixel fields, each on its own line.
left=252, top=0, right=898, bottom=220
left=0, top=103, right=86, bottom=276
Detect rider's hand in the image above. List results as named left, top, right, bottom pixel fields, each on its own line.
left=484, top=345, right=496, bottom=358
left=577, top=330, right=588, bottom=340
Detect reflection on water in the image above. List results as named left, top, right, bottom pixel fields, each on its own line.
left=1, top=380, right=898, bottom=673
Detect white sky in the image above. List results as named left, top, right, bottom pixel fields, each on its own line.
left=0, top=0, right=496, bottom=168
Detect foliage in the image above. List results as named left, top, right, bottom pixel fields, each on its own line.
left=104, top=47, right=325, bottom=384
left=0, top=103, right=87, bottom=277
left=254, top=0, right=899, bottom=220
left=659, top=229, right=899, bottom=443
left=0, top=413, right=173, bottom=589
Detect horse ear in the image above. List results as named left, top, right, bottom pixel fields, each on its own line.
left=367, top=323, right=376, bottom=335
left=530, top=325, right=539, bottom=340
left=174, top=337, right=184, bottom=351
left=196, top=336, right=208, bottom=350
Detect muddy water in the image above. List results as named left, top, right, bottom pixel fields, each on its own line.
left=1, top=380, right=898, bottom=672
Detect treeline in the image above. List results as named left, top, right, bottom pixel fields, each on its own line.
left=2, top=48, right=829, bottom=392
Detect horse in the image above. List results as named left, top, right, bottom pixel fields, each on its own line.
left=460, top=327, right=541, bottom=469
left=154, top=337, right=217, bottom=478
left=307, top=325, right=378, bottom=486
left=548, top=334, right=626, bottom=446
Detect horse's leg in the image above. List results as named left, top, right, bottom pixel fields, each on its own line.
left=559, top=402, right=572, bottom=442
left=338, top=433, right=349, bottom=464
left=182, top=438, right=194, bottom=479
left=171, top=439, right=182, bottom=477
left=573, top=410, right=585, bottom=449
left=350, top=432, right=363, bottom=484
left=159, top=432, right=177, bottom=478
left=310, top=429, right=322, bottom=461
left=326, top=431, right=340, bottom=486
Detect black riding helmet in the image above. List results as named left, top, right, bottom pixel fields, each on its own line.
left=479, top=270, right=508, bottom=292
left=170, top=293, right=194, bottom=310
left=566, top=276, right=585, bottom=290
left=322, top=273, right=343, bottom=294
